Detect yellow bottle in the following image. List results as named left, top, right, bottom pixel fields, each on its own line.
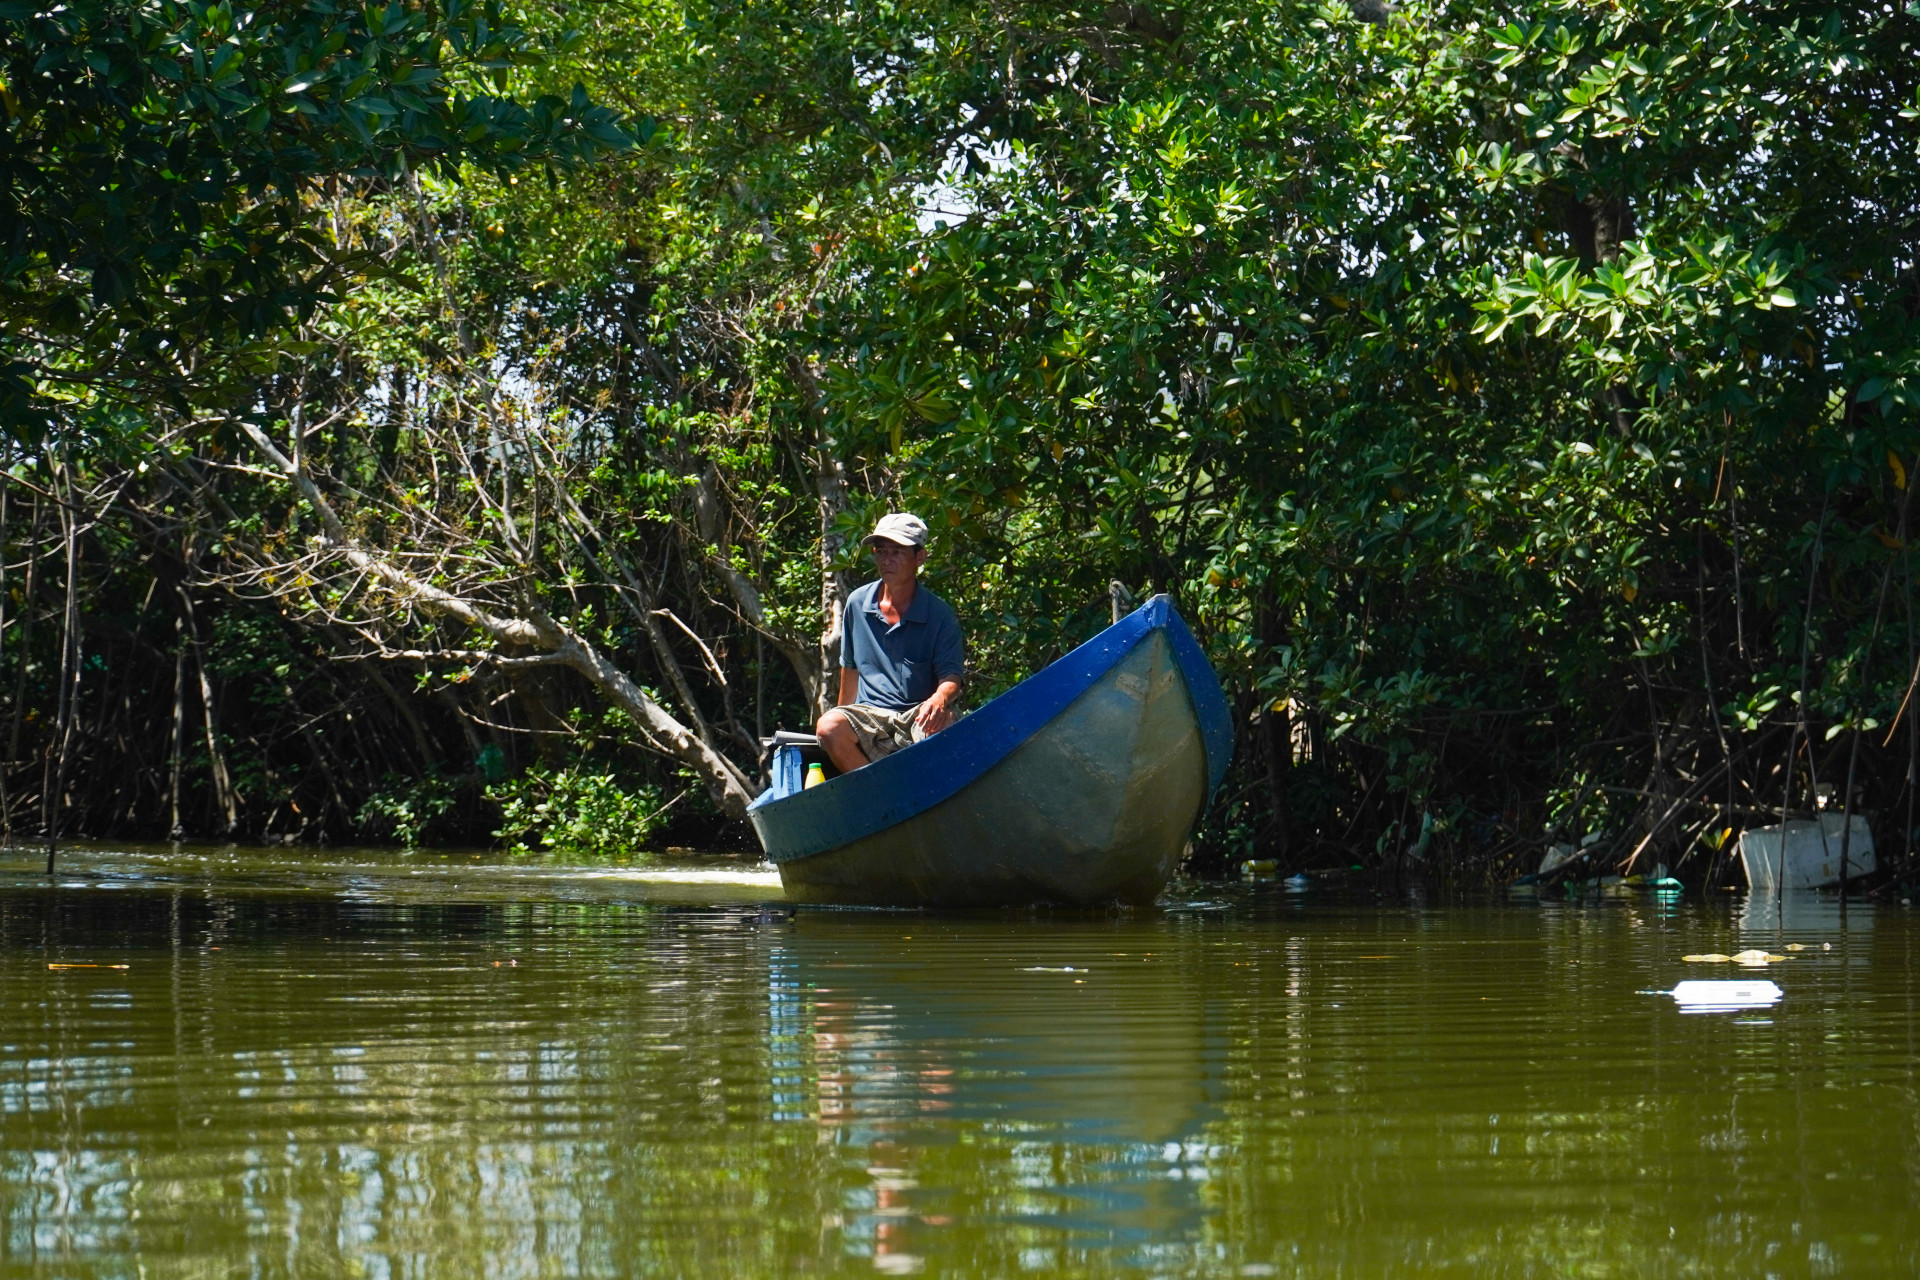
left=804, top=763, right=826, bottom=790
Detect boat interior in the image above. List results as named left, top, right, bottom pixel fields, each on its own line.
left=761, top=731, right=837, bottom=799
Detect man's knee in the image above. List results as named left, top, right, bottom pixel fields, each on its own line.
left=816, top=708, right=871, bottom=771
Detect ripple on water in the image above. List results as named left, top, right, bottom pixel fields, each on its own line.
left=0, top=849, right=1915, bottom=1277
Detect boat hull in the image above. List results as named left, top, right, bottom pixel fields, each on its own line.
left=775, top=633, right=1206, bottom=907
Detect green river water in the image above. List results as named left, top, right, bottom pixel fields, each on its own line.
left=1, top=845, right=1916, bottom=1278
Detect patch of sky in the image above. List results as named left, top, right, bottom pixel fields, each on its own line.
left=915, top=125, right=1024, bottom=233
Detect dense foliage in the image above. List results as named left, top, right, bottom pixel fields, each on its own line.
left=0, top=0, right=632, bottom=426
left=4, top=0, right=1919, bottom=879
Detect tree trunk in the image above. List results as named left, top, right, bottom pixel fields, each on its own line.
left=181, top=593, right=239, bottom=835
left=1261, top=700, right=1293, bottom=861
left=815, top=446, right=851, bottom=720
left=0, top=474, right=10, bottom=843
left=1255, top=589, right=1291, bottom=859
left=169, top=620, right=186, bottom=840
left=1564, top=188, right=1638, bottom=435
left=45, top=463, right=81, bottom=868
left=787, top=354, right=849, bottom=719
left=6, top=486, right=42, bottom=840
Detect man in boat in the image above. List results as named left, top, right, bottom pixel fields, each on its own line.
left=815, top=512, right=965, bottom=772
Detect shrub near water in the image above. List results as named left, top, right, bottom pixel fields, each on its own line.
left=358, top=775, right=461, bottom=851
left=488, top=767, right=665, bottom=859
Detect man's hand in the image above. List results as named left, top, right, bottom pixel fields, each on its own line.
left=915, top=680, right=961, bottom=735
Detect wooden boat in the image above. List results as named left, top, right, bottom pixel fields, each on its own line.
left=748, top=594, right=1233, bottom=907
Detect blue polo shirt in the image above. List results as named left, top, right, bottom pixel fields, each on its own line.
left=840, top=579, right=965, bottom=710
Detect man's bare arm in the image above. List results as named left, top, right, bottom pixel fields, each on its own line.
left=915, top=677, right=962, bottom=735
left=837, top=666, right=859, bottom=707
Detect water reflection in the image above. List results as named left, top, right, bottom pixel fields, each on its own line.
left=1738, top=887, right=1872, bottom=936
left=770, top=916, right=1224, bottom=1271
left=0, top=856, right=1917, bottom=1278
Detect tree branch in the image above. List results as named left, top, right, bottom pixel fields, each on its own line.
left=233, top=417, right=757, bottom=817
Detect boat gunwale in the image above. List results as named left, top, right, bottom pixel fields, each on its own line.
left=749, top=595, right=1231, bottom=864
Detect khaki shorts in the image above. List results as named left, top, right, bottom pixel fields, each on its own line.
left=832, top=701, right=930, bottom=762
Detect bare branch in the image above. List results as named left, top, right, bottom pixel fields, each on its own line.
left=652, top=607, right=729, bottom=689
left=229, top=414, right=758, bottom=817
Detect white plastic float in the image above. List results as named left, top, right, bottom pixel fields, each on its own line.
left=1668, top=979, right=1783, bottom=1013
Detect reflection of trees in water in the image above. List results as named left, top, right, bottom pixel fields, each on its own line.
left=12, top=893, right=1912, bottom=1278
left=0, top=894, right=1233, bottom=1278
left=1, top=895, right=822, bottom=1277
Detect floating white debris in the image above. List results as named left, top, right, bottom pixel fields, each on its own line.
left=1022, top=966, right=1087, bottom=972
left=1669, top=979, right=1782, bottom=1013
